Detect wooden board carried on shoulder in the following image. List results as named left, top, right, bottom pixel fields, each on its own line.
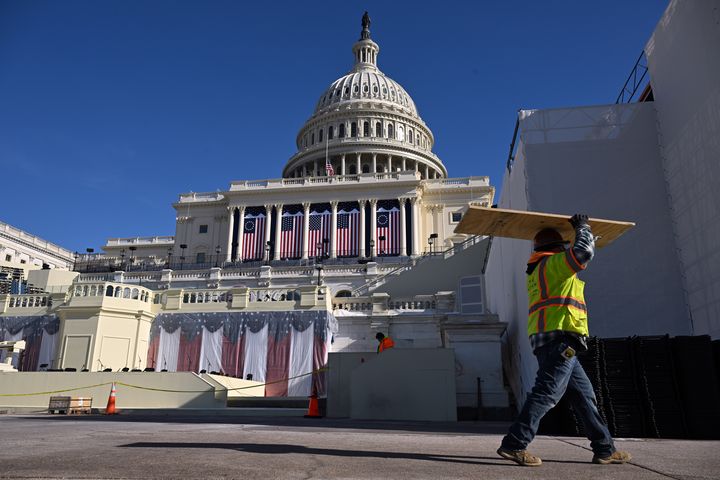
left=454, top=206, right=635, bottom=249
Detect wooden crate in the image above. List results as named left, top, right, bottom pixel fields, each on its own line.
left=48, top=396, right=71, bottom=414
left=68, top=397, right=93, bottom=415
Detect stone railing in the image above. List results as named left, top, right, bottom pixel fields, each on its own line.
left=69, top=282, right=155, bottom=304
left=7, top=294, right=50, bottom=309
left=332, top=292, right=454, bottom=316
left=105, top=236, right=175, bottom=247
left=332, top=297, right=373, bottom=312
left=424, top=176, right=489, bottom=188
left=182, top=290, right=232, bottom=305
left=177, top=192, right=225, bottom=203
left=229, top=171, right=421, bottom=192
left=0, top=221, right=75, bottom=261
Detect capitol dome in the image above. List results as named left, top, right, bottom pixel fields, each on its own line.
left=282, top=13, right=447, bottom=180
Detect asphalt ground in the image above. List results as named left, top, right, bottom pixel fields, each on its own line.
left=0, top=414, right=717, bottom=479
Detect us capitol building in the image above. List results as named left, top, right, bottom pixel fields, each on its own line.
left=1, top=14, right=509, bottom=417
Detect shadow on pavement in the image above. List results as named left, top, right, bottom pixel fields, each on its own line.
left=117, top=442, right=531, bottom=466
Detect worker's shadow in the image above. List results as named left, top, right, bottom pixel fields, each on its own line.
left=119, top=442, right=585, bottom=466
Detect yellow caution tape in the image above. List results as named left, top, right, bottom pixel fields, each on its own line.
left=0, top=367, right=329, bottom=396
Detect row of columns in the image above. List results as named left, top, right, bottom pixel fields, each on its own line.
left=293, top=153, right=441, bottom=179
left=225, top=198, right=422, bottom=262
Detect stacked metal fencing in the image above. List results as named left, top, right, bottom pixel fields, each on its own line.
left=538, top=335, right=720, bottom=439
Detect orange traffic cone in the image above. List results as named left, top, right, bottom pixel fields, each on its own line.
left=304, top=394, right=322, bottom=418
left=105, top=382, right=118, bottom=415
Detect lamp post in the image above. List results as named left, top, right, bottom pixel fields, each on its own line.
left=84, top=248, right=94, bottom=273
left=215, top=245, right=221, bottom=268
left=179, top=244, right=187, bottom=270
left=128, top=246, right=137, bottom=271
left=369, top=239, right=375, bottom=262
left=428, top=233, right=438, bottom=255
left=73, top=251, right=79, bottom=272
left=378, top=235, right=386, bottom=257
left=265, top=241, right=272, bottom=266
left=166, top=247, right=173, bottom=268
left=119, top=249, right=126, bottom=271
left=315, top=241, right=324, bottom=286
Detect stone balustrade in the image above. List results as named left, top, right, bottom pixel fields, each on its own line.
left=7, top=294, right=50, bottom=309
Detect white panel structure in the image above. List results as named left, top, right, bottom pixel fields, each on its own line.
left=157, top=329, right=180, bottom=372
left=199, top=327, right=223, bottom=373
left=288, top=324, right=314, bottom=397
left=243, top=325, right=268, bottom=383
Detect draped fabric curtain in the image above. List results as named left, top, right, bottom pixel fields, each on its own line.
left=37, top=330, right=58, bottom=370
left=199, top=327, right=223, bottom=372
left=146, top=329, right=161, bottom=370
left=157, top=328, right=180, bottom=371
left=243, top=325, right=268, bottom=383
left=288, top=323, right=314, bottom=397
left=148, top=311, right=338, bottom=396
left=20, top=329, right=44, bottom=371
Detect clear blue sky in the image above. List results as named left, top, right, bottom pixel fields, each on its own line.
left=0, top=0, right=667, bottom=253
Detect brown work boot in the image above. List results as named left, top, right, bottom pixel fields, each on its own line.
left=592, top=450, right=632, bottom=464
left=496, top=447, right=542, bottom=467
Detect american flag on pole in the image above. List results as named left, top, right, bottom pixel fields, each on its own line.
left=308, top=206, right=331, bottom=258
left=325, top=159, right=334, bottom=176
left=376, top=200, right=401, bottom=256
left=242, top=209, right=266, bottom=260
left=280, top=207, right=303, bottom=259
left=336, top=202, right=360, bottom=257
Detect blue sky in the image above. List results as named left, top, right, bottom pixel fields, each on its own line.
left=0, top=0, right=667, bottom=252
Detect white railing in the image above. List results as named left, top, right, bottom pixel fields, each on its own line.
left=424, top=176, right=490, bottom=187
left=70, top=282, right=154, bottom=303
left=332, top=298, right=373, bottom=312
left=389, top=298, right=436, bottom=311
left=0, top=221, right=75, bottom=260
left=229, top=171, right=421, bottom=191
left=248, top=288, right=299, bottom=302
left=182, top=290, right=232, bottom=304
left=178, top=192, right=225, bottom=203
left=105, top=236, right=174, bottom=246
left=7, top=295, right=50, bottom=308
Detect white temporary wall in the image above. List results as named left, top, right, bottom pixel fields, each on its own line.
left=645, top=0, right=720, bottom=338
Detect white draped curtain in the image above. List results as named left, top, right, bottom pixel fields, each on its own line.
left=156, top=328, right=180, bottom=372
left=243, top=324, right=268, bottom=382
left=288, top=323, right=314, bottom=396
left=38, top=330, right=58, bottom=369
left=199, top=327, right=223, bottom=372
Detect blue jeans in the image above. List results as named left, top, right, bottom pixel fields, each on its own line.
left=501, top=338, right=615, bottom=457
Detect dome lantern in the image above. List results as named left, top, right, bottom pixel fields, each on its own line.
left=352, top=12, right=380, bottom=72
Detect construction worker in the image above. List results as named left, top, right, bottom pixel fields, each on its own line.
left=497, top=214, right=631, bottom=467
left=375, top=332, right=394, bottom=353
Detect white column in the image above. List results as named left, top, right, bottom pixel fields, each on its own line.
left=264, top=204, right=273, bottom=261
left=359, top=199, right=366, bottom=257
left=313, top=160, right=318, bottom=177
left=411, top=197, right=420, bottom=256
left=399, top=198, right=407, bottom=256
left=341, top=154, right=346, bottom=176
left=424, top=164, right=429, bottom=179
left=402, top=157, right=407, bottom=171
left=414, top=161, right=419, bottom=172
left=356, top=153, right=361, bottom=174
left=388, top=155, right=393, bottom=173
left=330, top=201, right=338, bottom=259
left=273, top=204, right=283, bottom=261
left=237, top=207, right=246, bottom=262
left=372, top=153, right=377, bottom=174
left=370, top=199, right=378, bottom=257
left=226, top=207, right=235, bottom=262
left=302, top=202, right=310, bottom=260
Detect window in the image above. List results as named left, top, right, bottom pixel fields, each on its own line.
left=351, top=122, right=357, bottom=137
left=363, top=121, right=369, bottom=137
left=4, top=254, right=10, bottom=262
left=20, top=259, right=26, bottom=264
left=344, top=86, right=349, bottom=95
left=311, top=133, right=315, bottom=144
left=388, top=124, right=394, bottom=138
left=362, top=164, right=370, bottom=173
left=196, top=252, right=206, bottom=263
left=408, top=130, right=413, bottom=143
left=451, top=212, right=463, bottom=223
left=319, top=129, right=323, bottom=142
left=375, top=122, right=382, bottom=137
left=354, top=84, right=359, bottom=93
left=199, top=224, right=208, bottom=234
left=328, top=126, right=334, bottom=139
left=339, top=124, right=345, bottom=138
left=349, top=164, right=357, bottom=174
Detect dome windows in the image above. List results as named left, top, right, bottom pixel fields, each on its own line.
left=311, top=132, right=315, bottom=145
left=351, top=122, right=357, bottom=137
left=339, top=124, right=346, bottom=138
left=363, top=121, right=370, bottom=137
left=319, top=129, right=323, bottom=143
left=408, top=130, right=413, bottom=143
left=363, top=84, right=369, bottom=93
left=328, top=126, right=334, bottom=140
left=354, top=84, right=359, bottom=94
left=375, top=122, right=382, bottom=137
left=344, top=86, right=349, bottom=95
left=388, top=124, right=394, bottom=138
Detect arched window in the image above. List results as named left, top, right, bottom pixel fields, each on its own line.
left=131, top=288, right=139, bottom=300
left=354, top=84, right=359, bottom=93
left=388, top=124, right=394, bottom=139
left=362, top=164, right=370, bottom=173
left=363, top=122, right=369, bottom=137
left=408, top=130, right=413, bottom=143
left=311, top=133, right=315, bottom=145
left=123, top=287, right=131, bottom=299
left=114, top=287, right=121, bottom=298
left=319, top=129, right=323, bottom=142
left=90, top=285, right=97, bottom=296
left=375, top=122, right=382, bottom=137
left=339, top=124, right=345, bottom=138
left=344, top=86, right=349, bottom=95
left=335, top=290, right=352, bottom=298
left=106, top=286, right=113, bottom=296
left=349, top=164, right=357, bottom=174
left=351, top=122, right=357, bottom=137
left=328, top=126, right=334, bottom=139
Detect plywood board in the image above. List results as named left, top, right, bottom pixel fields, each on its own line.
left=454, top=206, right=635, bottom=249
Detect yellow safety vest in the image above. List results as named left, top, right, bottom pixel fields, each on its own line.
left=526, top=250, right=589, bottom=337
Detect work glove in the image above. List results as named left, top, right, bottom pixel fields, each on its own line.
left=569, top=214, right=589, bottom=229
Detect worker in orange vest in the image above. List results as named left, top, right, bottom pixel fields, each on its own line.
left=375, top=332, right=395, bottom=353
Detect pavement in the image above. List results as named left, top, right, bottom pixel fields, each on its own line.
left=0, top=414, right=717, bottom=479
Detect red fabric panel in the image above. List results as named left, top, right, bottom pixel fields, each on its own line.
left=312, top=335, right=329, bottom=397
left=221, top=334, right=244, bottom=378
left=265, top=333, right=290, bottom=397
left=177, top=334, right=202, bottom=372
left=146, top=333, right=160, bottom=370
left=20, top=331, right=42, bottom=372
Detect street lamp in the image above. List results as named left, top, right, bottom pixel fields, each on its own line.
left=166, top=247, right=173, bottom=268
left=215, top=245, right=221, bottom=268
left=73, top=251, right=79, bottom=272
left=128, top=246, right=137, bottom=271
left=428, top=233, right=438, bottom=255
left=369, top=239, right=375, bottom=262
left=378, top=235, right=386, bottom=257
left=315, top=241, right=324, bottom=285
left=179, top=244, right=187, bottom=270
left=265, top=241, right=273, bottom=266
left=120, top=249, right=126, bottom=271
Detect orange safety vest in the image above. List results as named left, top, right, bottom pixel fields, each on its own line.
left=377, top=337, right=395, bottom=353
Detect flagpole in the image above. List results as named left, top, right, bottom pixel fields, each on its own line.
left=325, top=132, right=329, bottom=175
